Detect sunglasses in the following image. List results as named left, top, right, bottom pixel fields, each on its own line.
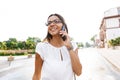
left=45, top=19, right=62, bottom=26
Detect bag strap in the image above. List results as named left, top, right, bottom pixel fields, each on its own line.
left=74, top=74, right=76, bottom=80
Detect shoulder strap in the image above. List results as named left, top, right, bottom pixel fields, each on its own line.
left=74, top=73, right=76, bottom=80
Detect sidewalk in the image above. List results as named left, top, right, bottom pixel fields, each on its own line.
left=0, top=55, right=35, bottom=73
left=97, top=48, right=120, bottom=72
left=1, top=48, right=120, bottom=73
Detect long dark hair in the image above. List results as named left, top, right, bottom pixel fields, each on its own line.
left=44, top=13, right=68, bottom=42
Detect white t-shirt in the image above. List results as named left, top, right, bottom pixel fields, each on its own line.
left=35, top=42, right=77, bottom=80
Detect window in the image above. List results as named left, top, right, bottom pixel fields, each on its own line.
left=117, top=7, right=120, bottom=15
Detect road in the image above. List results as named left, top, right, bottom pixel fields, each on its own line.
left=0, top=48, right=120, bottom=80
left=76, top=48, right=120, bottom=80
left=0, top=58, right=35, bottom=80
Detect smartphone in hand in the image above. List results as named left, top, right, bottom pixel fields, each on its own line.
left=61, top=25, right=67, bottom=41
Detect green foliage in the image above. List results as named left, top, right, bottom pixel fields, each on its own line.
left=76, top=42, right=84, bottom=48
left=4, top=38, right=18, bottom=50
left=0, top=52, right=26, bottom=56
left=0, top=50, right=35, bottom=56
left=17, top=41, right=26, bottom=49
left=0, top=37, right=41, bottom=50
left=109, top=37, right=120, bottom=46
left=90, top=34, right=97, bottom=42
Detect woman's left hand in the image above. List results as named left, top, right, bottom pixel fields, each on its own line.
left=59, top=30, right=73, bottom=49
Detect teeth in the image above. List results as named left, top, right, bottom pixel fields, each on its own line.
left=51, top=28, right=56, bottom=31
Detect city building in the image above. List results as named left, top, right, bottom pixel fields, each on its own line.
left=99, top=7, right=120, bottom=48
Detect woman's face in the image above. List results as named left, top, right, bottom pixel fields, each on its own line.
left=47, top=16, right=63, bottom=36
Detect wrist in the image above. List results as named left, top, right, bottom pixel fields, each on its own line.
left=67, top=46, right=73, bottom=51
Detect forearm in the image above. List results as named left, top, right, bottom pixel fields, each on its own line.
left=64, top=38, right=82, bottom=75
left=69, top=50, right=82, bottom=76
left=32, top=73, right=40, bottom=80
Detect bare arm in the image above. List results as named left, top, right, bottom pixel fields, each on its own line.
left=69, top=48, right=82, bottom=76
left=32, top=53, right=43, bottom=80
left=60, top=30, right=82, bottom=76
left=64, top=39, right=82, bottom=76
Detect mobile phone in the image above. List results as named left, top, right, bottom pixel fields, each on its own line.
left=61, top=25, right=67, bottom=41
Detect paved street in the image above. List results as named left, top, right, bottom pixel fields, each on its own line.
left=77, top=48, right=120, bottom=80
left=0, top=58, right=35, bottom=80
left=0, top=48, right=120, bottom=80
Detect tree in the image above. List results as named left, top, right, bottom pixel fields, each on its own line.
left=1, top=41, right=7, bottom=50
left=76, top=42, right=84, bottom=48
left=90, top=34, right=97, bottom=47
left=5, top=38, right=18, bottom=50
left=17, top=41, right=26, bottom=49
left=0, top=42, right=3, bottom=49
left=85, top=42, right=91, bottom=48
left=26, top=37, right=41, bottom=49
left=0, top=37, right=41, bottom=50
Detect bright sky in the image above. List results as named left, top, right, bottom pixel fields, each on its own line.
left=0, top=0, right=120, bottom=43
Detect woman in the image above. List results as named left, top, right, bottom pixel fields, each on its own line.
left=32, top=13, right=82, bottom=80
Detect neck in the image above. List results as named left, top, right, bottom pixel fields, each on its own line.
left=49, top=35, right=64, bottom=47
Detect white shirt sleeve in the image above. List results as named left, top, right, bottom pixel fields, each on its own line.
left=35, top=43, right=44, bottom=60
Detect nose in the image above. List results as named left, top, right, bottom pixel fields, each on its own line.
left=49, top=22, right=55, bottom=25
left=48, top=23, right=55, bottom=28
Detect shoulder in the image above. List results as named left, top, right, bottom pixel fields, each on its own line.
left=35, top=42, right=49, bottom=60
left=36, top=42, right=49, bottom=48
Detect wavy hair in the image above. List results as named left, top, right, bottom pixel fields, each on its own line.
left=44, top=13, right=68, bottom=42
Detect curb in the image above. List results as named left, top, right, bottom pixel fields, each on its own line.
left=100, top=54, right=120, bottom=73
left=97, top=48, right=120, bottom=72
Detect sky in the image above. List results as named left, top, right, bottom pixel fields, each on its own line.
left=0, top=0, right=120, bottom=43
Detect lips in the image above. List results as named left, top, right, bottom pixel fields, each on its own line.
left=50, top=27, right=57, bottom=32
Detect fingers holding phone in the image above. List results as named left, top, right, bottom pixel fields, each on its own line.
left=60, top=26, right=67, bottom=41
left=60, top=31, right=67, bottom=41
left=59, top=26, right=71, bottom=42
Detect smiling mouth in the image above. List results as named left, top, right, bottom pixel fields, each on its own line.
left=50, top=27, right=57, bottom=31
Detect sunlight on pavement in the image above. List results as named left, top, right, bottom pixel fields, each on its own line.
left=76, top=48, right=116, bottom=80
left=0, top=48, right=119, bottom=80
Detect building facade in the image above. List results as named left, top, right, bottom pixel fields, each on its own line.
left=100, top=7, right=120, bottom=48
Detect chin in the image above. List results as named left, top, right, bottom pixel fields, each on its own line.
left=51, top=32, right=58, bottom=35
